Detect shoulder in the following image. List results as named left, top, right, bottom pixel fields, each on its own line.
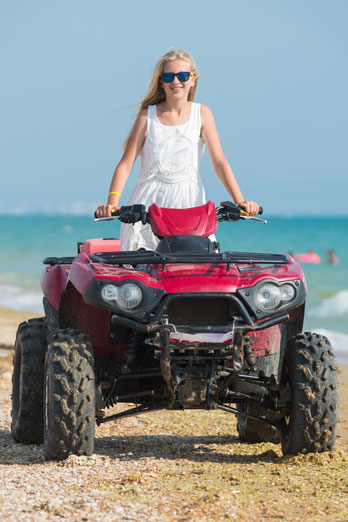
left=132, top=108, right=148, bottom=131
left=199, top=104, right=215, bottom=126
left=137, top=107, right=148, bottom=122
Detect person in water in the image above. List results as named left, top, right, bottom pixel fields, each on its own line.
left=327, top=250, right=339, bottom=265
left=95, top=49, right=259, bottom=250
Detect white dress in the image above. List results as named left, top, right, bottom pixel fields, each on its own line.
left=120, top=102, right=207, bottom=251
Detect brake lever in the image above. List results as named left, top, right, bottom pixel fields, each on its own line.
left=93, top=216, right=120, bottom=222
left=240, top=215, right=267, bottom=224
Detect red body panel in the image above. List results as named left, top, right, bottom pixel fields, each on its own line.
left=42, top=253, right=304, bottom=313
left=148, top=259, right=304, bottom=294
left=246, top=325, right=282, bottom=356
left=41, top=264, right=70, bottom=311
left=79, top=238, right=121, bottom=255
left=149, top=201, right=217, bottom=237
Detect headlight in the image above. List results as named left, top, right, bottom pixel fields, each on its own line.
left=255, top=283, right=281, bottom=311
left=117, top=283, right=143, bottom=309
left=101, top=284, right=118, bottom=302
left=101, top=283, right=143, bottom=310
left=280, top=284, right=296, bottom=302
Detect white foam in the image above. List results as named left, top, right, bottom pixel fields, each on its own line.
left=0, top=284, right=43, bottom=312
left=308, top=290, right=348, bottom=318
left=311, top=328, right=348, bottom=363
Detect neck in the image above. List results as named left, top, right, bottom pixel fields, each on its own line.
left=162, top=99, right=191, bottom=113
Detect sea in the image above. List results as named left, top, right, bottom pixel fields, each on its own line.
left=0, top=215, right=347, bottom=362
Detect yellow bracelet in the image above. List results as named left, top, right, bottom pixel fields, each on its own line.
left=109, top=191, right=121, bottom=198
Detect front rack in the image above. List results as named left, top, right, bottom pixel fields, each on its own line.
left=89, top=251, right=289, bottom=267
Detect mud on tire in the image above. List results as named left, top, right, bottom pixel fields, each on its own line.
left=44, top=329, right=95, bottom=461
left=281, top=332, right=337, bottom=455
left=11, top=318, right=47, bottom=444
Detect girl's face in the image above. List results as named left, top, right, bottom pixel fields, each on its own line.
left=161, top=59, right=195, bottom=101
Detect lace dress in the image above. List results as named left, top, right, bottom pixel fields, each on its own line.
left=120, top=102, right=207, bottom=251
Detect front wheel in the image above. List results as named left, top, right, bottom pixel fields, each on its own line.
left=281, top=332, right=337, bottom=455
left=44, top=329, right=96, bottom=461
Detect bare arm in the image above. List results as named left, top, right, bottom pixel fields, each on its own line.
left=95, top=109, right=147, bottom=217
left=200, top=105, right=259, bottom=215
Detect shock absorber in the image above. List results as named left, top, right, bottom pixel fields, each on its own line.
left=243, top=336, right=257, bottom=371
left=124, top=330, right=144, bottom=365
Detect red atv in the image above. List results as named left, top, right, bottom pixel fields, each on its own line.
left=11, top=202, right=337, bottom=460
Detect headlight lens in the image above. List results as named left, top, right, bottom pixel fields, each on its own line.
left=280, top=284, right=296, bottom=302
left=101, top=284, right=118, bottom=302
left=116, top=283, right=143, bottom=309
left=255, top=283, right=281, bottom=311
left=101, top=283, right=143, bottom=309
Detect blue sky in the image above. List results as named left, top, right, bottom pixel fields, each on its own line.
left=1, top=0, right=347, bottom=215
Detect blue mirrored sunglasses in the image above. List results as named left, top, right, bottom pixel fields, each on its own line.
left=161, top=71, right=193, bottom=83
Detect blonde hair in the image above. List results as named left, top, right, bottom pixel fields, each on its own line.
left=139, top=49, right=199, bottom=110
left=123, top=49, right=199, bottom=149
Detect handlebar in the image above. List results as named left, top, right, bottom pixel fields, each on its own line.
left=94, top=202, right=266, bottom=224
left=94, top=204, right=148, bottom=224
left=217, top=201, right=263, bottom=221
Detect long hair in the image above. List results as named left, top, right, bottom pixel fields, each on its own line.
left=139, top=49, right=199, bottom=110
left=123, top=49, right=199, bottom=150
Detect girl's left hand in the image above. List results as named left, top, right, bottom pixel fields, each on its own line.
left=237, top=200, right=259, bottom=216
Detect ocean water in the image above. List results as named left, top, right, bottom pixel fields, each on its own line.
left=0, top=215, right=347, bottom=361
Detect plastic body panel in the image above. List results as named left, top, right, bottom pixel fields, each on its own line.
left=149, top=201, right=217, bottom=237
left=79, top=238, right=121, bottom=256
left=41, top=264, right=70, bottom=311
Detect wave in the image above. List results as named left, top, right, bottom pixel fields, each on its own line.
left=0, top=284, right=43, bottom=312
left=308, top=290, right=348, bottom=319
left=311, top=328, right=348, bottom=363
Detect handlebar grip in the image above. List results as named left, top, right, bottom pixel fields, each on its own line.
left=258, top=207, right=263, bottom=215
left=94, top=209, right=120, bottom=218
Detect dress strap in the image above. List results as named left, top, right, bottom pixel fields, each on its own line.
left=190, top=102, right=201, bottom=136
left=147, top=105, right=156, bottom=119
left=147, top=105, right=155, bottom=132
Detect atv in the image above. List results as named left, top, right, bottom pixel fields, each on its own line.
left=11, top=201, right=338, bottom=460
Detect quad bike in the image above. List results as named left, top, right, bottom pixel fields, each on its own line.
left=11, top=201, right=338, bottom=460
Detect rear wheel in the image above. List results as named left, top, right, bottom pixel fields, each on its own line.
left=44, top=329, right=95, bottom=461
left=237, top=404, right=281, bottom=443
left=281, top=332, right=337, bottom=455
left=11, top=318, right=47, bottom=443
left=236, top=352, right=281, bottom=443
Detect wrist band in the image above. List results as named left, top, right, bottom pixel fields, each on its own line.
left=109, top=191, right=121, bottom=198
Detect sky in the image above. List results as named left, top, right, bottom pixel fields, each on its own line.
left=1, top=0, right=347, bottom=215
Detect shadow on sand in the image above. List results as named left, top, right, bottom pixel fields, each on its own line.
left=0, top=428, right=281, bottom=466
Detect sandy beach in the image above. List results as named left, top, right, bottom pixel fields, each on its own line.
left=1, top=305, right=347, bottom=521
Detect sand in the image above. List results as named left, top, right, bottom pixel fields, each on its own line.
left=1, top=306, right=348, bottom=520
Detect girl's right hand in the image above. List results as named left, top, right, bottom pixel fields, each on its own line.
left=95, top=204, right=119, bottom=218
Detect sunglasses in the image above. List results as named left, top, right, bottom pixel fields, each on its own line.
left=161, top=71, right=193, bottom=83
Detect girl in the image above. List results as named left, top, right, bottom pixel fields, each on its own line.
left=95, top=49, right=259, bottom=250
